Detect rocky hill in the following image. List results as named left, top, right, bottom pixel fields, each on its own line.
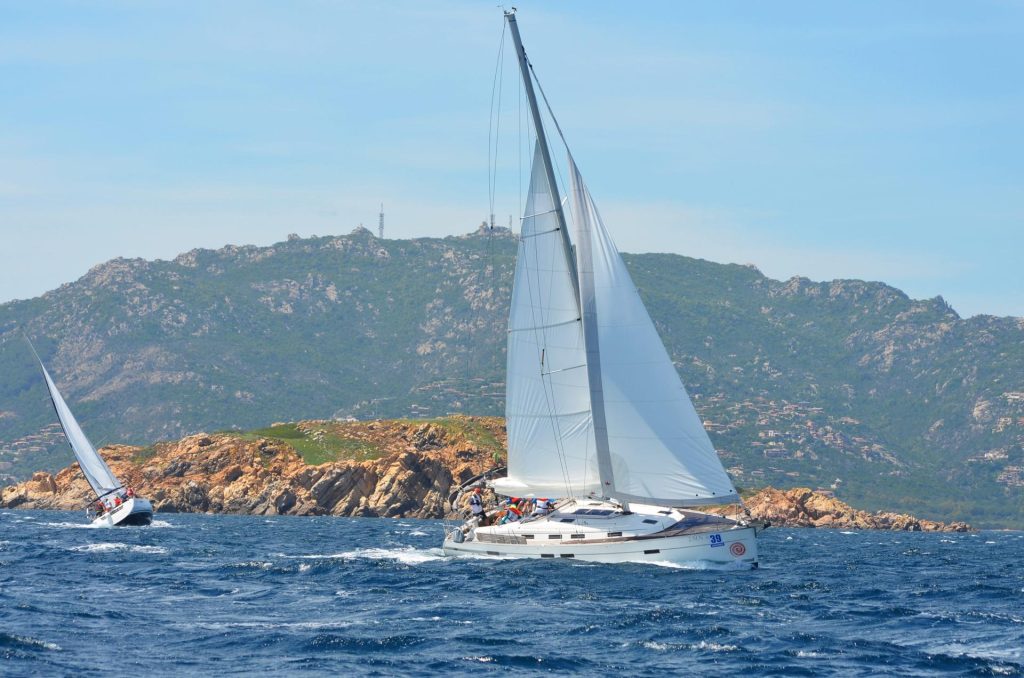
left=0, top=417, right=969, bottom=532
left=0, top=228, right=1021, bottom=526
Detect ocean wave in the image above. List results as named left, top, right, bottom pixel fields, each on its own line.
left=640, top=640, right=739, bottom=653
left=278, top=547, right=448, bottom=565
left=69, top=543, right=168, bottom=555
left=0, top=633, right=61, bottom=652
left=633, top=558, right=752, bottom=571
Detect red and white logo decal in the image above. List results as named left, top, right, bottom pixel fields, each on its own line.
left=729, top=541, right=746, bottom=557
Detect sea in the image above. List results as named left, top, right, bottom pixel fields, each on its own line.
left=1, top=511, right=1021, bottom=676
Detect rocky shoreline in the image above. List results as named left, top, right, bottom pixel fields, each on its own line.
left=708, top=487, right=971, bottom=532
left=0, top=416, right=970, bottom=531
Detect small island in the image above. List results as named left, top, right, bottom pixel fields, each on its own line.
left=0, top=416, right=970, bottom=532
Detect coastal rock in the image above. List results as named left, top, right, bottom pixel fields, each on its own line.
left=0, top=417, right=500, bottom=520
left=710, top=487, right=971, bottom=532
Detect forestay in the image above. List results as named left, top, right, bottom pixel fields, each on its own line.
left=568, top=156, right=739, bottom=506
left=497, top=144, right=601, bottom=499
left=38, top=360, right=122, bottom=498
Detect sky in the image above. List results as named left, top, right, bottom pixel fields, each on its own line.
left=1, top=1, right=1021, bottom=317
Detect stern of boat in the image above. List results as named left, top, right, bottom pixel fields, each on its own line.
left=92, top=497, right=154, bottom=527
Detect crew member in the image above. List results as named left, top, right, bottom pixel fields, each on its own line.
left=501, top=504, right=523, bottom=524
left=532, top=498, right=553, bottom=516
left=469, top=488, right=486, bottom=525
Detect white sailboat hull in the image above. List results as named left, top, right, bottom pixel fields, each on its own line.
left=443, top=502, right=759, bottom=568
left=91, top=497, right=154, bottom=527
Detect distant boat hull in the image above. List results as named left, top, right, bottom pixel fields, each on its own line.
left=91, top=497, right=154, bottom=527
left=443, top=501, right=759, bottom=568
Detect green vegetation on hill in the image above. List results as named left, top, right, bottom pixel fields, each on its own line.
left=0, top=228, right=1021, bottom=526
left=240, top=423, right=385, bottom=465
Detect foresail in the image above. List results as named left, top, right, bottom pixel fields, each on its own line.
left=38, top=360, right=122, bottom=497
left=568, top=157, right=739, bottom=506
left=500, top=144, right=601, bottom=499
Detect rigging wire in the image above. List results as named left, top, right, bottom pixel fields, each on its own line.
left=461, top=19, right=509, bottom=413
left=487, top=23, right=507, bottom=232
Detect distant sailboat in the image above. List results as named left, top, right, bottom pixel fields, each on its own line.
left=29, top=343, right=153, bottom=527
left=443, top=11, right=760, bottom=566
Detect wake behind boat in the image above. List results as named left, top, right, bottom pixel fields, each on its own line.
left=443, top=11, right=761, bottom=567
left=29, top=343, right=153, bottom=527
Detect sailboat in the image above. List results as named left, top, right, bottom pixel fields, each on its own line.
left=442, top=11, right=760, bottom=567
left=30, top=344, right=154, bottom=527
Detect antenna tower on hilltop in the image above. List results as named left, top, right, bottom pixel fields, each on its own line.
left=378, top=203, right=384, bottom=239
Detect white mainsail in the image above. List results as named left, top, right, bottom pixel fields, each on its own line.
left=568, top=157, right=739, bottom=506
left=496, top=144, right=601, bottom=499
left=37, top=358, right=122, bottom=498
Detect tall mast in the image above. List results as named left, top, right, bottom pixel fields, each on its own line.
left=504, top=10, right=581, bottom=312
left=505, top=11, right=620, bottom=503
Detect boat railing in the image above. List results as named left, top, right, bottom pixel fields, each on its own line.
left=84, top=497, right=132, bottom=520
left=447, top=465, right=506, bottom=509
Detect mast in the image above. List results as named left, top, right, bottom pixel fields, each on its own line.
left=505, top=11, right=619, bottom=503
left=504, top=10, right=581, bottom=312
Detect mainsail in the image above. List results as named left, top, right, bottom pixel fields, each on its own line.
left=36, top=356, right=122, bottom=498
left=496, top=145, right=601, bottom=499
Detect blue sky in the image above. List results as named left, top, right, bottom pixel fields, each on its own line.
left=2, top=1, right=1021, bottom=317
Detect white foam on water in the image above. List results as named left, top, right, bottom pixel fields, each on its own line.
left=278, top=546, right=448, bottom=564
left=642, top=640, right=737, bottom=653
left=692, top=640, right=739, bottom=652
left=839, top=531, right=857, bottom=535
left=185, top=619, right=358, bottom=632
left=796, top=650, right=825, bottom=658
left=928, top=641, right=1023, bottom=664
left=633, top=558, right=751, bottom=571
left=69, top=543, right=168, bottom=555
left=45, top=520, right=106, bottom=529
left=9, top=634, right=61, bottom=651
left=408, top=530, right=430, bottom=537
left=335, top=547, right=448, bottom=564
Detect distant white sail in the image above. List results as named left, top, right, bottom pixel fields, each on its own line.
left=568, top=156, right=739, bottom=506
left=37, top=358, right=122, bottom=498
left=497, top=144, right=601, bottom=499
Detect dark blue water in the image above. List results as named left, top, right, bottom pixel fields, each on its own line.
left=1, top=511, right=1021, bottom=676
